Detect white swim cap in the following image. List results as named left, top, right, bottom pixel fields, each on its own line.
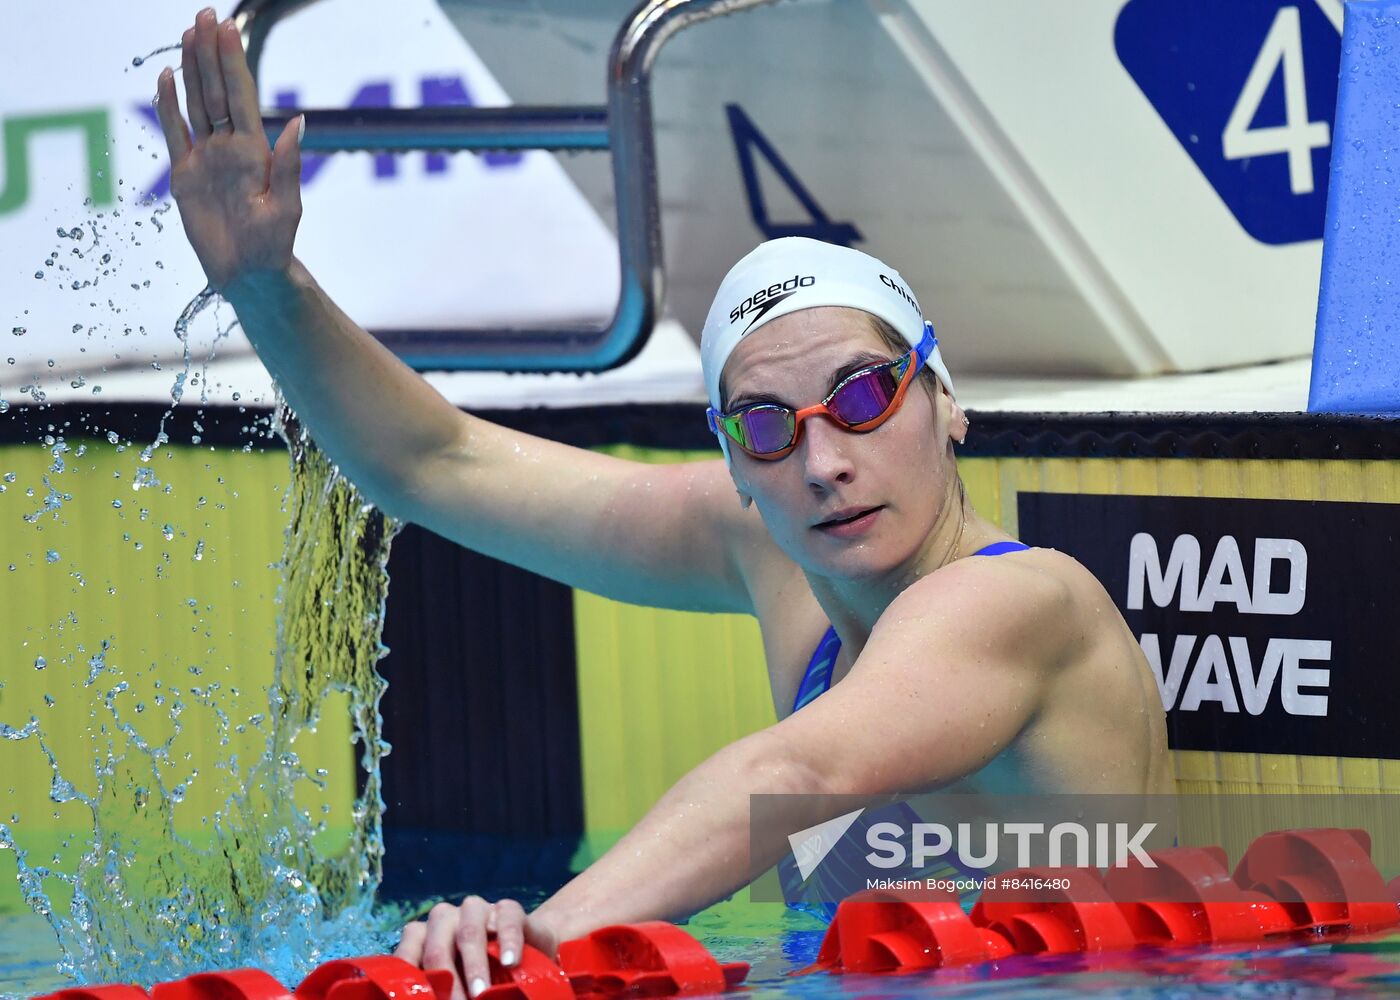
left=700, top=237, right=955, bottom=414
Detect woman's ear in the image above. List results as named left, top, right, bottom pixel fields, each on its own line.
left=950, top=400, right=969, bottom=444
left=938, top=382, right=969, bottom=444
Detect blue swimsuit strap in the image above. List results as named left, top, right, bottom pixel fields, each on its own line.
left=791, top=541, right=1030, bottom=713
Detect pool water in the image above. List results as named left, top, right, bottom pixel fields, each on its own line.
left=7, top=830, right=1400, bottom=1000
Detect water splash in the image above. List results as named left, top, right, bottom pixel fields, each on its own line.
left=131, top=42, right=182, bottom=69
left=133, top=287, right=218, bottom=494
left=1, top=366, right=406, bottom=986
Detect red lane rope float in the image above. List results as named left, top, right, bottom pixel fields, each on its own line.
left=152, top=969, right=296, bottom=1000
left=805, top=826, right=1400, bottom=975
left=970, top=866, right=1139, bottom=955
left=32, top=988, right=153, bottom=1000
left=557, top=921, right=749, bottom=997
left=1105, top=845, right=1296, bottom=945
left=1233, top=828, right=1398, bottom=933
left=475, top=941, right=574, bottom=1000
left=295, top=956, right=452, bottom=1000
left=805, top=884, right=1012, bottom=973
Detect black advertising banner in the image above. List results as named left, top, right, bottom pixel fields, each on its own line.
left=1016, top=493, right=1400, bottom=759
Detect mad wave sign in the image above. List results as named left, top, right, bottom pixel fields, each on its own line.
left=1114, top=0, right=1341, bottom=245
left=1017, top=493, right=1400, bottom=758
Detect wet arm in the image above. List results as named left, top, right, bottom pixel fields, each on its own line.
left=529, top=567, right=1054, bottom=937
left=224, top=264, right=760, bottom=612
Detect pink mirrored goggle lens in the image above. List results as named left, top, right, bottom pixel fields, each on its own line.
left=721, top=355, right=911, bottom=456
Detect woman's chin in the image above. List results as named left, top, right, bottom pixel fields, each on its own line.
left=803, top=544, right=908, bottom=583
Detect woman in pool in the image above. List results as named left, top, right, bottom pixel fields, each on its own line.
left=154, top=9, right=1170, bottom=996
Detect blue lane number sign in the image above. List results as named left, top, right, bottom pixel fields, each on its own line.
left=1115, top=0, right=1342, bottom=245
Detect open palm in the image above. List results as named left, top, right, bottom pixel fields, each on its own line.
left=154, top=8, right=303, bottom=291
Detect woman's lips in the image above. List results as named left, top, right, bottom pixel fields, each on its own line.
left=813, top=506, right=882, bottom=538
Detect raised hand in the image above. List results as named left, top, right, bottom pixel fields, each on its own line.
left=154, top=7, right=304, bottom=291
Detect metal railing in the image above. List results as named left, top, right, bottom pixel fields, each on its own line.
left=231, top=0, right=783, bottom=372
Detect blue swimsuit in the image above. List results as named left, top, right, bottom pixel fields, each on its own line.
left=791, top=540, right=1030, bottom=714
left=777, top=540, right=1031, bottom=921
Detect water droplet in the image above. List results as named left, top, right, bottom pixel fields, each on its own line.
left=49, top=774, right=77, bottom=804
left=45, top=550, right=59, bottom=564
left=34, top=656, right=46, bottom=670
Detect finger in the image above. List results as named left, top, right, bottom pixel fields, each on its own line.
left=393, top=920, right=427, bottom=963
left=194, top=9, right=231, bottom=130
left=218, top=19, right=260, bottom=133
left=454, top=896, right=493, bottom=999
left=181, top=26, right=211, bottom=135
left=269, top=115, right=303, bottom=206
left=494, top=899, right=527, bottom=967
left=421, top=902, right=467, bottom=1000
left=155, top=67, right=192, bottom=163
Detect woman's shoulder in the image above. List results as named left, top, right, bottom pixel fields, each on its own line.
left=888, top=543, right=1096, bottom=661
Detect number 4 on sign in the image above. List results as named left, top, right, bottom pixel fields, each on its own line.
left=1222, top=5, right=1331, bottom=195
left=725, top=104, right=861, bottom=246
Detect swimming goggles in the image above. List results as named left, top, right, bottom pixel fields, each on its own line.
left=707, top=324, right=938, bottom=461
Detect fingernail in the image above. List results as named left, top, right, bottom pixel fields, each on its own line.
left=297, top=114, right=306, bottom=143
left=468, top=977, right=486, bottom=998
left=500, top=949, right=516, bottom=966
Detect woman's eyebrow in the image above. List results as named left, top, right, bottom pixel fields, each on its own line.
left=728, top=352, right=898, bottom=410
left=826, top=351, right=896, bottom=391
left=726, top=389, right=791, bottom=411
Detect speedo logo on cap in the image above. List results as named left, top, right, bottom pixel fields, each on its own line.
left=879, top=273, right=921, bottom=315
left=729, top=274, right=816, bottom=332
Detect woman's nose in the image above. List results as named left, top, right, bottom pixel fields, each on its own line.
left=799, top=414, right=856, bottom=489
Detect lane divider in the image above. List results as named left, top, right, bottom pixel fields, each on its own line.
left=808, top=827, right=1400, bottom=973
left=30, top=827, right=1400, bottom=996
left=32, top=922, right=747, bottom=1000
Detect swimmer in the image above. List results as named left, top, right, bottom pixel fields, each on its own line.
left=154, top=10, right=1170, bottom=998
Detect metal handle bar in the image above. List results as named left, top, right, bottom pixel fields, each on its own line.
left=232, top=0, right=783, bottom=372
